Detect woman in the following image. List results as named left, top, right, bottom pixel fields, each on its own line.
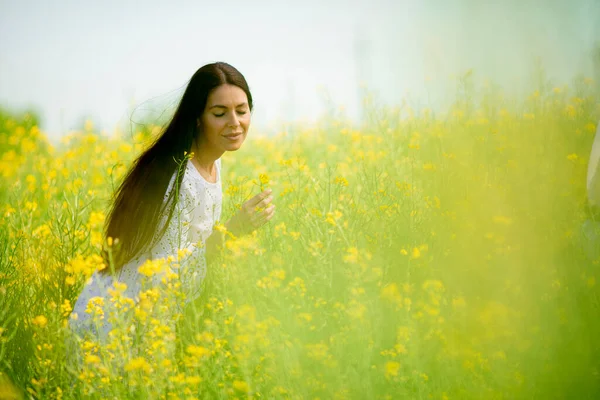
left=69, top=62, right=276, bottom=339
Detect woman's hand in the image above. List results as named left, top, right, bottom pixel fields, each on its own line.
left=227, top=189, right=275, bottom=237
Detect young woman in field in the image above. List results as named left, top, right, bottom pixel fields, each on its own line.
left=69, top=62, right=276, bottom=339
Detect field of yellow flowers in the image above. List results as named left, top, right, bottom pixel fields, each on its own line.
left=1, top=73, right=599, bottom=399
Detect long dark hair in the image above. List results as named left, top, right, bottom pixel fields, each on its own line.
left=101, top=62, right=254, bottom=273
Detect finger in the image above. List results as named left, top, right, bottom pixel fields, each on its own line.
left=252, top=204, right=273, bottom=223
left=250, top=211, right=266, bottom=227
left=259, top=205, right=276, bottom=223
left=248, top=189, right=272, bottom=207
left=264, top=204, right=275, bottom=216
left=254, top=195, right=273, bottom=211
left=265, top=207, right=276, bottom=221
left=261, top=209, right=276, bottom=225
left=255, top=212, right=273, bottom=228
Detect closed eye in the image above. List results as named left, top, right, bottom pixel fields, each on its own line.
left=214, top=111, right=247, bottom=117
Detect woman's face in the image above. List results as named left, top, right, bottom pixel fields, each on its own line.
left=198, top=83, right=251, bottom=153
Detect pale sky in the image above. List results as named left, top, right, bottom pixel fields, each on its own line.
left=1, top=0, right=598, bottom=144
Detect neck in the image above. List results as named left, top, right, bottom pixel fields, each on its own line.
left=192, top=139, right=224, bottom=169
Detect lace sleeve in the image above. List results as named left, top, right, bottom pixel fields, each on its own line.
left=150, top=173, right=208, bottom=304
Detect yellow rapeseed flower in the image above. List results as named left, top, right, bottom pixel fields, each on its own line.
left=410, top=248, right=421, bottom=259
left=343, top=247, right=359, bottom=264
left=585, top=123, right=596, bottom=133
left=84, top=354, right=101, bottom=365
left=186, top=345, right=210, bottom=359
left=124, top=357, right=152, bottom=374
left=384, top=361, right=400, bottom=378
left=32, top=315, right=48, bottom=328
left=233, top=380, right=249, bottom=393
left=259, top=173, right=270, bottom=186
left=334, top=176, right=349, bottom=186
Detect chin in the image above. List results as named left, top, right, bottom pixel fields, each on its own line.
left=224, top=136, right=246, bottom=151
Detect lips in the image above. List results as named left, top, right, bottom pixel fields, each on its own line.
left=225, top=132, right=243, bottom=138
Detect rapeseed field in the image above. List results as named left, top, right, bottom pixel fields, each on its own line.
left=1, top=74, right=599, bottom=399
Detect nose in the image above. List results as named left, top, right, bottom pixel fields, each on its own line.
left=228, top=111, right=240, bottom=128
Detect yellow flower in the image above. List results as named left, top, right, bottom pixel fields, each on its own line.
left=565, top=104, right=576, bottom=117
left=138, top=258, right=168, bottom=277
left=4, top=205, right=16, bottom=218
left=394, top=343, right=407, bottom=354
left=334, top=176, right=349, bottom=186
left=25, top=201, right=38, bottom=212
left=185, top=376, right=202, bottom=385
left=343, top=247, right=359, bottom=264
left=270, top=269, right=286, bottom=280
left=85, top=297, right=105, bottom=318
left=410, top=247, right=421, bottom=259
left=259, top=173, right=270, bottom=185
left=60, top=300, right=73, bottom=318
left=213, top=222, right=228, bottom=234
left=88, top=211, right=105, bottom=227
left=325, top=210, right=343, bottom=227
left=233, top=380, right=249, bottom=393
left=186, top=345, right=210, bottom=359
left=84, top=354, right=101, bottom=365
left=585, top=123, right=597, bottom=133
left=297, top=313, right=312, bottom=322
left=381, top=284, right=402, bottom=304
left=119, top=143, right=132, bottom=153
left=177, top=247, right=192, bottom=261
left=384, top=361, right=400, bottom=378
left=32, top=315, right=48, bottom=328
left=124, top=357, right=152, bottom=374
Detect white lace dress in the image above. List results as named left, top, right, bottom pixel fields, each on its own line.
left=69, top=158, right=222, bottom=339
